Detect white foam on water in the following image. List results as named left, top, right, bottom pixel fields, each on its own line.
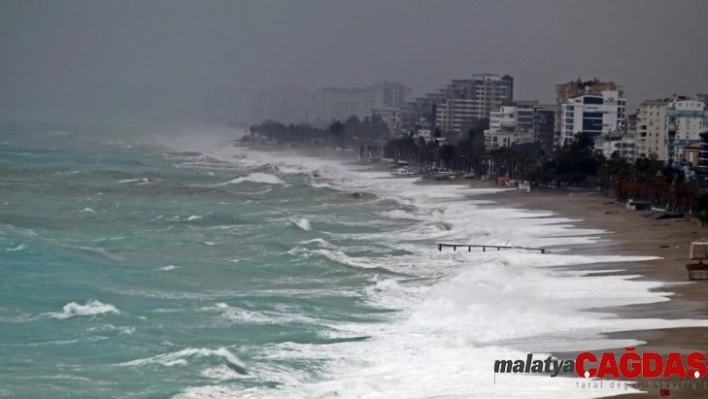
left=185, top=215, right=202, bottom=222
left=216, top=173, right=284, bottom=186
left=118, top=347, right=246, bottom=370
left=199, top=302, right=318, bottom=326
left=118, top=177, right=151, bottom=184
left=6, top=244, right=26, bottom=252
left=168, top=143, right=708, bottom=398
left=201, top=365, right=245, bottom=381
left=158, top=265, right=179, bottom=271
left=78, top=207, right=95, bottom=213
left=86, top=324, right=135, bottom=335
left=48, top=300, right=120, bottom=319
left=291, top=217, right=312, bottom=231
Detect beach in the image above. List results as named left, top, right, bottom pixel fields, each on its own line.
left=5, top=126, right=708, bottom=398
left=473, top=181, right=708, bottom=398
left=237, top=142, right=708, bottom=397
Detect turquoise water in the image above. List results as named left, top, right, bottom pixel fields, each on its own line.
left=0, top=123, right=423, bottom=398
left=3, top=122, right=708, bottom=399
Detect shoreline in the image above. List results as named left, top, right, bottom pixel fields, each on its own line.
left=473, top=182, right=708, bottom=398
left=235, top=143, right=708, bottom=397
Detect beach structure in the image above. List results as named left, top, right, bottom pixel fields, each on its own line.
left=626, top=199, right=651, bottom=211
left=437, top=243, right=546, bottom=253
left=686, top=239, right=708, bottom=280
left=518, top=181, right=531, bottom=192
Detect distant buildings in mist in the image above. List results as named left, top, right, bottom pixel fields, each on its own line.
left=202, top=73, right=708, bottom=167
left=201, top=81, right=412, bottom=128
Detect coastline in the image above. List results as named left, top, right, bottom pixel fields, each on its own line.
left=473, top=182, right=708, bottom=398
left=235, top=143, right=708, bottom=397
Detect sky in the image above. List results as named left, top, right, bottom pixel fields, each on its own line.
left=1, top=0, right=707, bottom=122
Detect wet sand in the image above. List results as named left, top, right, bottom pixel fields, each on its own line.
left=473, top=182, right=708, bottom=398
left=236, top=145, right=708, bottom=397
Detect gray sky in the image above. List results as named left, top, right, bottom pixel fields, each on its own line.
left=1, top=0, right=707, bottom=122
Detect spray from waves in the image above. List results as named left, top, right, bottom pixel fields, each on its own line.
left=154, top=137, right=708, bottom=398
left=216, top=173, right=284, bottom=186
left=376, top=209, right=424, bottom=220
left=118, top=347, right=247, bottom=374
left=299, top=238, right=335, bottom=248
left=157, top=265, right=179, bottom=271
left=291, top=218, right=312, bottom=231
left=48, top=300, right=120, bottom=319
left=6, top=244, right=26, bottom=252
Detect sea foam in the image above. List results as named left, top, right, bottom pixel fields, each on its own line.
left=48, top=300, right=120, bottom=319
left=217, top=173, right=284, bottom=185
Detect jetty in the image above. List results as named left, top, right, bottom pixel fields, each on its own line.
left=437, top=243, right=547, bottom=254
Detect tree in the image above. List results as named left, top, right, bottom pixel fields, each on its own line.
left=328, top=120, right=345, bottom=145
left=344, top=115, right=361, bottom=135
left=439, top=144, right=457, bottom=169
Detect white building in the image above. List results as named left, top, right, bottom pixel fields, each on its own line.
left=599, top=133, right=638, bottom=162
left=484, top=106, right=534, bottom=150
left=560, top=90, right=626, bottom=146
left=665, top=98, right=706, bottom=164
left=637, top=99, right=669, bottom=159
left=434, top=73, right=514, bottom=134
left=436, top=98, right=479, bottom=135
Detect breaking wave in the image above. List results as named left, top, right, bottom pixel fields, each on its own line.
left=291, top=218, right=311, bottom=231
left=118, top=347, right=247, bottom=374
left=216, top=173, right=284, bottom=186
left=48, top=300, right=120, bottom=319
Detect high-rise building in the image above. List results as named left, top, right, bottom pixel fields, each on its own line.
left=508, top=100, right=539, bottom=131
left=555, top=79, right=623, bottom=147
left=559, top=90, right=626, bottom=145
left=636, top=99, right=669, bottom=159
left=532, top=104, right=556, bottom=153
left=665, top=97, right=706, bottom=164
left=314, top=82, right=411, bottom=122
left=434, top=73, right=514, bottom=134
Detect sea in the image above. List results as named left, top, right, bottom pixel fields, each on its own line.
left=2, top=121, right=708, bottom=399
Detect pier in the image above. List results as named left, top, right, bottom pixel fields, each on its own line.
left=437, top=243, right=547, bottom=254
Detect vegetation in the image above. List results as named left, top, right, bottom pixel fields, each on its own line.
left=248, top=114, right=389, bottom=147
left=248, top=114, right=708, bottom=215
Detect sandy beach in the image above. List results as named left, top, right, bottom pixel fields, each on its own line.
left=240, top=145, right=708, bottom=397
left=472, top=181, right=708, bottom=398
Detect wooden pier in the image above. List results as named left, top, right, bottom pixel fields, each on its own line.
left=437, top=243, right=547, bottom=254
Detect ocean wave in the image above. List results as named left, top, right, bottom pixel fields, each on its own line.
left=378, top=209, right=424, bottom=220
left=118, top=347, right=246, bottom=374
left=6, top=244, right=26, bottom=252
left=71, top=246, right=123, bottom=260
left=118, top=177, right=152, bottom=184
left=299, top=238, right=335, bottom=248
left=204, top=302, right=275, bottom=324
left=291, top=218, right=311, bottom=231
left=158, top=265, right=179, bottom=271
left=48, top=300, right=120, bottom=319
left=216, top=173, right=284, bottom=186
left=86, top=324, right=135, bottom=335
left=200, top=365, right=244, bottom=380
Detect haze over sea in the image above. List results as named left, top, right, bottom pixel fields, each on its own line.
left=2, top=121, right=708, bottom=398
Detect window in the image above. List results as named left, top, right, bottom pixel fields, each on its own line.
left=583, top=96, right=604, bottom=105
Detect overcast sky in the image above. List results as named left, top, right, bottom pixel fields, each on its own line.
left=1, top=0, right=707, bottom=121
